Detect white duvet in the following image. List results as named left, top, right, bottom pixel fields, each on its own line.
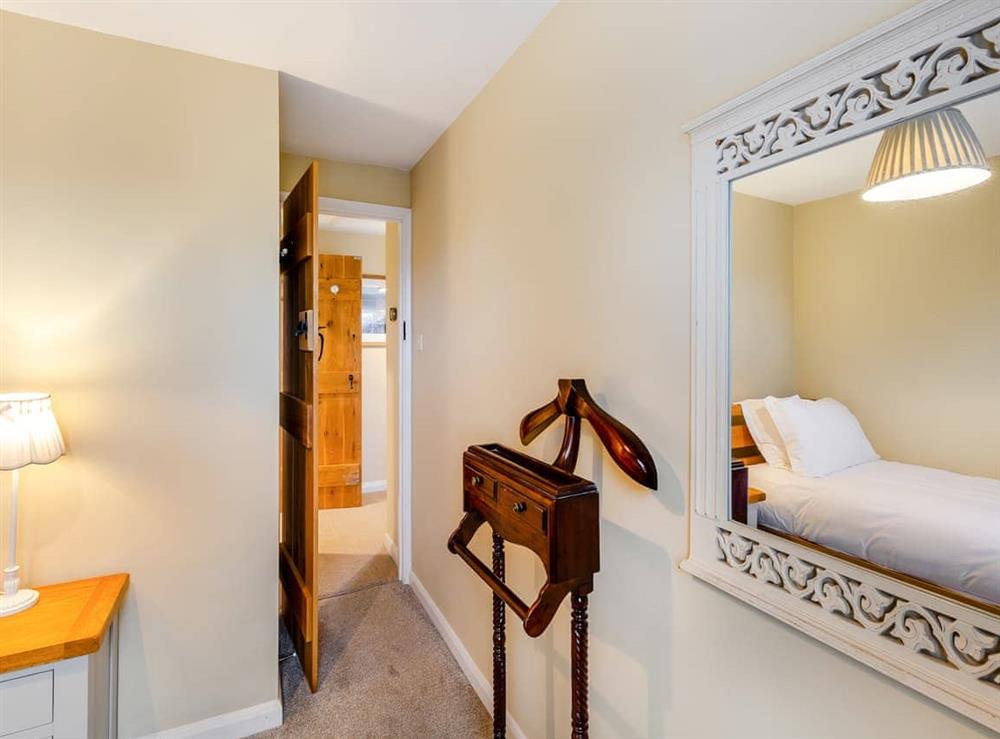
left=750, top=460, right=1000, bottom=604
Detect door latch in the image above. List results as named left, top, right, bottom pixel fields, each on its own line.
left=295, top=309, right=315, bottom=352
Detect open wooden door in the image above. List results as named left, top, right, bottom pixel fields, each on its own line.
left=317, top=255, right=363, bottom=509
left=279, top=162, right=320, bottom=692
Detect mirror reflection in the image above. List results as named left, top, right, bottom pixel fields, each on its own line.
left=730, top=92, right=999, bottom=608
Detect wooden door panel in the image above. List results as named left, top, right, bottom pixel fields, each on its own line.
left=279, top=392, right=312, bottom=448
left=317, top=395, right=360, bottom=461
left=279, top=545, right=313, bottom=641
left=318, top=462, right=361, bottom=487
left=317, top=255, right=362, bottom=509
left=281, top=212, right=312, bottom=268
left=278, top=162, right=319, bottom=692
left=318, top=370, right=359, bottom=393
left=318, top=485, right=362, bottom=509
left=319, top=277, right=361, bottom=297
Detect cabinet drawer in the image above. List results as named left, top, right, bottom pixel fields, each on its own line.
left=464, top=464, right=496, bottom=500
left=498, top=484, right=547, bottom=535
left=0, top=669, right=53, bottom=736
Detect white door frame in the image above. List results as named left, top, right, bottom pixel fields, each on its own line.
left=316, top=196, right=413, bottom=584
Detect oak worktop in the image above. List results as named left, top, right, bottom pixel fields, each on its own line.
left=0, top=572, right=129, bottom=673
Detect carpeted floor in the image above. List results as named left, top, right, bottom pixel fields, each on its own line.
left=257, top=494, right=491, bottom=738
left=319, top=491, right=389, bottom=556
left=317, top=552, right=398, bottom=599
left=259, top=583, right=492, bottom=739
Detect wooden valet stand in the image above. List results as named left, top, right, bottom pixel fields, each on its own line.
left=448, top=379, right=657, bottom=739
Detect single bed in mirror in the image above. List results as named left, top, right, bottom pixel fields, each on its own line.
left=731, top=400, right=1000, bottom=611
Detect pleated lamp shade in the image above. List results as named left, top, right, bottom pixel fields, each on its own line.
left=0, top=393, right=66, bottom=470
left=863, top=108, right=991, bottom=202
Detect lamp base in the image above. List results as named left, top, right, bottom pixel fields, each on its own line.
left=0, top=588, right=39, bottom=617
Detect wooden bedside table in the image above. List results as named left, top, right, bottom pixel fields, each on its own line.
left=731, top=461, right=767, bottom=527
left=0, top=573, right=128, bottom=739
left=746, top=485, right=766, bottom=527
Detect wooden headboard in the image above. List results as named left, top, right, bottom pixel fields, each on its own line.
left=731, top=403, right=765, bottom=466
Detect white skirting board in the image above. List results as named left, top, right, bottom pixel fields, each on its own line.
left=409, top=573, right=528, bottom=739
left=362, top=480, right=387, bottom=495
left=384, top=533, right=399, bottom=564
left=138, top=699, right=282, bottom=739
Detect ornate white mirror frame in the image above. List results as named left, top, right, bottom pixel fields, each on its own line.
left=681, top=0, right=1000, bottom=730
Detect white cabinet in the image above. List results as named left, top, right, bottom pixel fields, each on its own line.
left=0, top=618, right=118, bottom=739
left=0, top=669, right=53, bottom=736
left=0, top=615, right=118, bottom=739
left=0, top=575, right=127, bottom=739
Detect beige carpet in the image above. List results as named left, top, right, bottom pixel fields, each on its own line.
left=317, top=493, right=397, bottom=599
left=319, top=492, right=388, bottom=556
left=258, top=492, right=491, bottom=738
left=318, top=553, right=397, bottom=599
left=261, top=583, right=491, bottom=739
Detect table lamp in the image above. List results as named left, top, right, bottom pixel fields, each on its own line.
left=0, top=392, right=65, bottom=616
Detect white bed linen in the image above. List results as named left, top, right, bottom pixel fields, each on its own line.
left=750, top=460, right=1000, bottom=604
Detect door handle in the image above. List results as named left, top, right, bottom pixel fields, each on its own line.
left=295, top=310, right=315, bottom=351
left=317, top=329, right=325, bottom=362
left=348, top=373, right=355, bottom=390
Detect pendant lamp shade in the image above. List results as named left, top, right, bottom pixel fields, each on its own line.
left=0, top=393, right=65, bottom=470
left=863, top=107, right=991, bottom=202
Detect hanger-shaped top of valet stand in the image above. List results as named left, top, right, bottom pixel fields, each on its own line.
left=520, top=378, right=657, bottom=489
left=448, top=378, right=657, bottom=638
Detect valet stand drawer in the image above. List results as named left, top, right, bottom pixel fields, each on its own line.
left=463, top=463, right=496, bottom=501
left=498, top=484, right=547, bottom=536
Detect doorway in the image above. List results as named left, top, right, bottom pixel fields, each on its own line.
left=279, top=165, right=412, bottom=695
left=314, top=211, right=402, bottom=599
left=317, top=197, right=412, bottom=587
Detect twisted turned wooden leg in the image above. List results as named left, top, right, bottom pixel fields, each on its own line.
left=492, top=532, right=506, bottom=739
left=571, top=590, right=589, bottom=739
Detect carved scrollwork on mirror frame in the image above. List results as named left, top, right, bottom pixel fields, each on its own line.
left=716, top=529, right=1000, bottom=686
left=716, top=18, right=1000, bottom=174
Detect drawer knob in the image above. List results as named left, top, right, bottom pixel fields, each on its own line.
left=471, top=474, right=483, bottom=487
left=512, top=501, right=527, bottom=513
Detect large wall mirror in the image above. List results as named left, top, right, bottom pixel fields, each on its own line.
left=683, top=1, right=1000, bottom=732
left=730, top=89, right=999, bottom=610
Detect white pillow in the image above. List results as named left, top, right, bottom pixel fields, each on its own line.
left=739, top=397, right=797, bottom=469
left=764, top=396, right=878, bottom=477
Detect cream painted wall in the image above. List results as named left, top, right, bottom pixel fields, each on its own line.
left=1, top=12, right=279, bottom=737
left=732, top=193, right=795, bottom=401
left=318, top=229, right=387, bottom=273
left=318, top=230, right=388, bottom=487
left=410, top=2, right=995, bottom=738
left=793, top=155, right=1000, bottom=479
left=360, top=351, right=389, bottom=487
left=280, top=152, right=410, bottom=207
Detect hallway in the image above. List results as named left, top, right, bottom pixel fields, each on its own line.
left=259, top=495, right=491, bottom=738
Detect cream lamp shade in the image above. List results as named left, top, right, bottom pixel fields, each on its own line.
left=0, top=392, right=65, bottom=469
left=1, top=392, right=64, bottom=616
left=863, top=107, right=991, bottom=202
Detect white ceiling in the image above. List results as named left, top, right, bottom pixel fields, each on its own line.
left=733, top=92, right=1000, bottom=205
left=2, top=0, right=556, bottom=170
left=318, top=214, right=385, bottom=236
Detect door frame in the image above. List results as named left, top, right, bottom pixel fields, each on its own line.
left=316, top=196, right=413, bottom=584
